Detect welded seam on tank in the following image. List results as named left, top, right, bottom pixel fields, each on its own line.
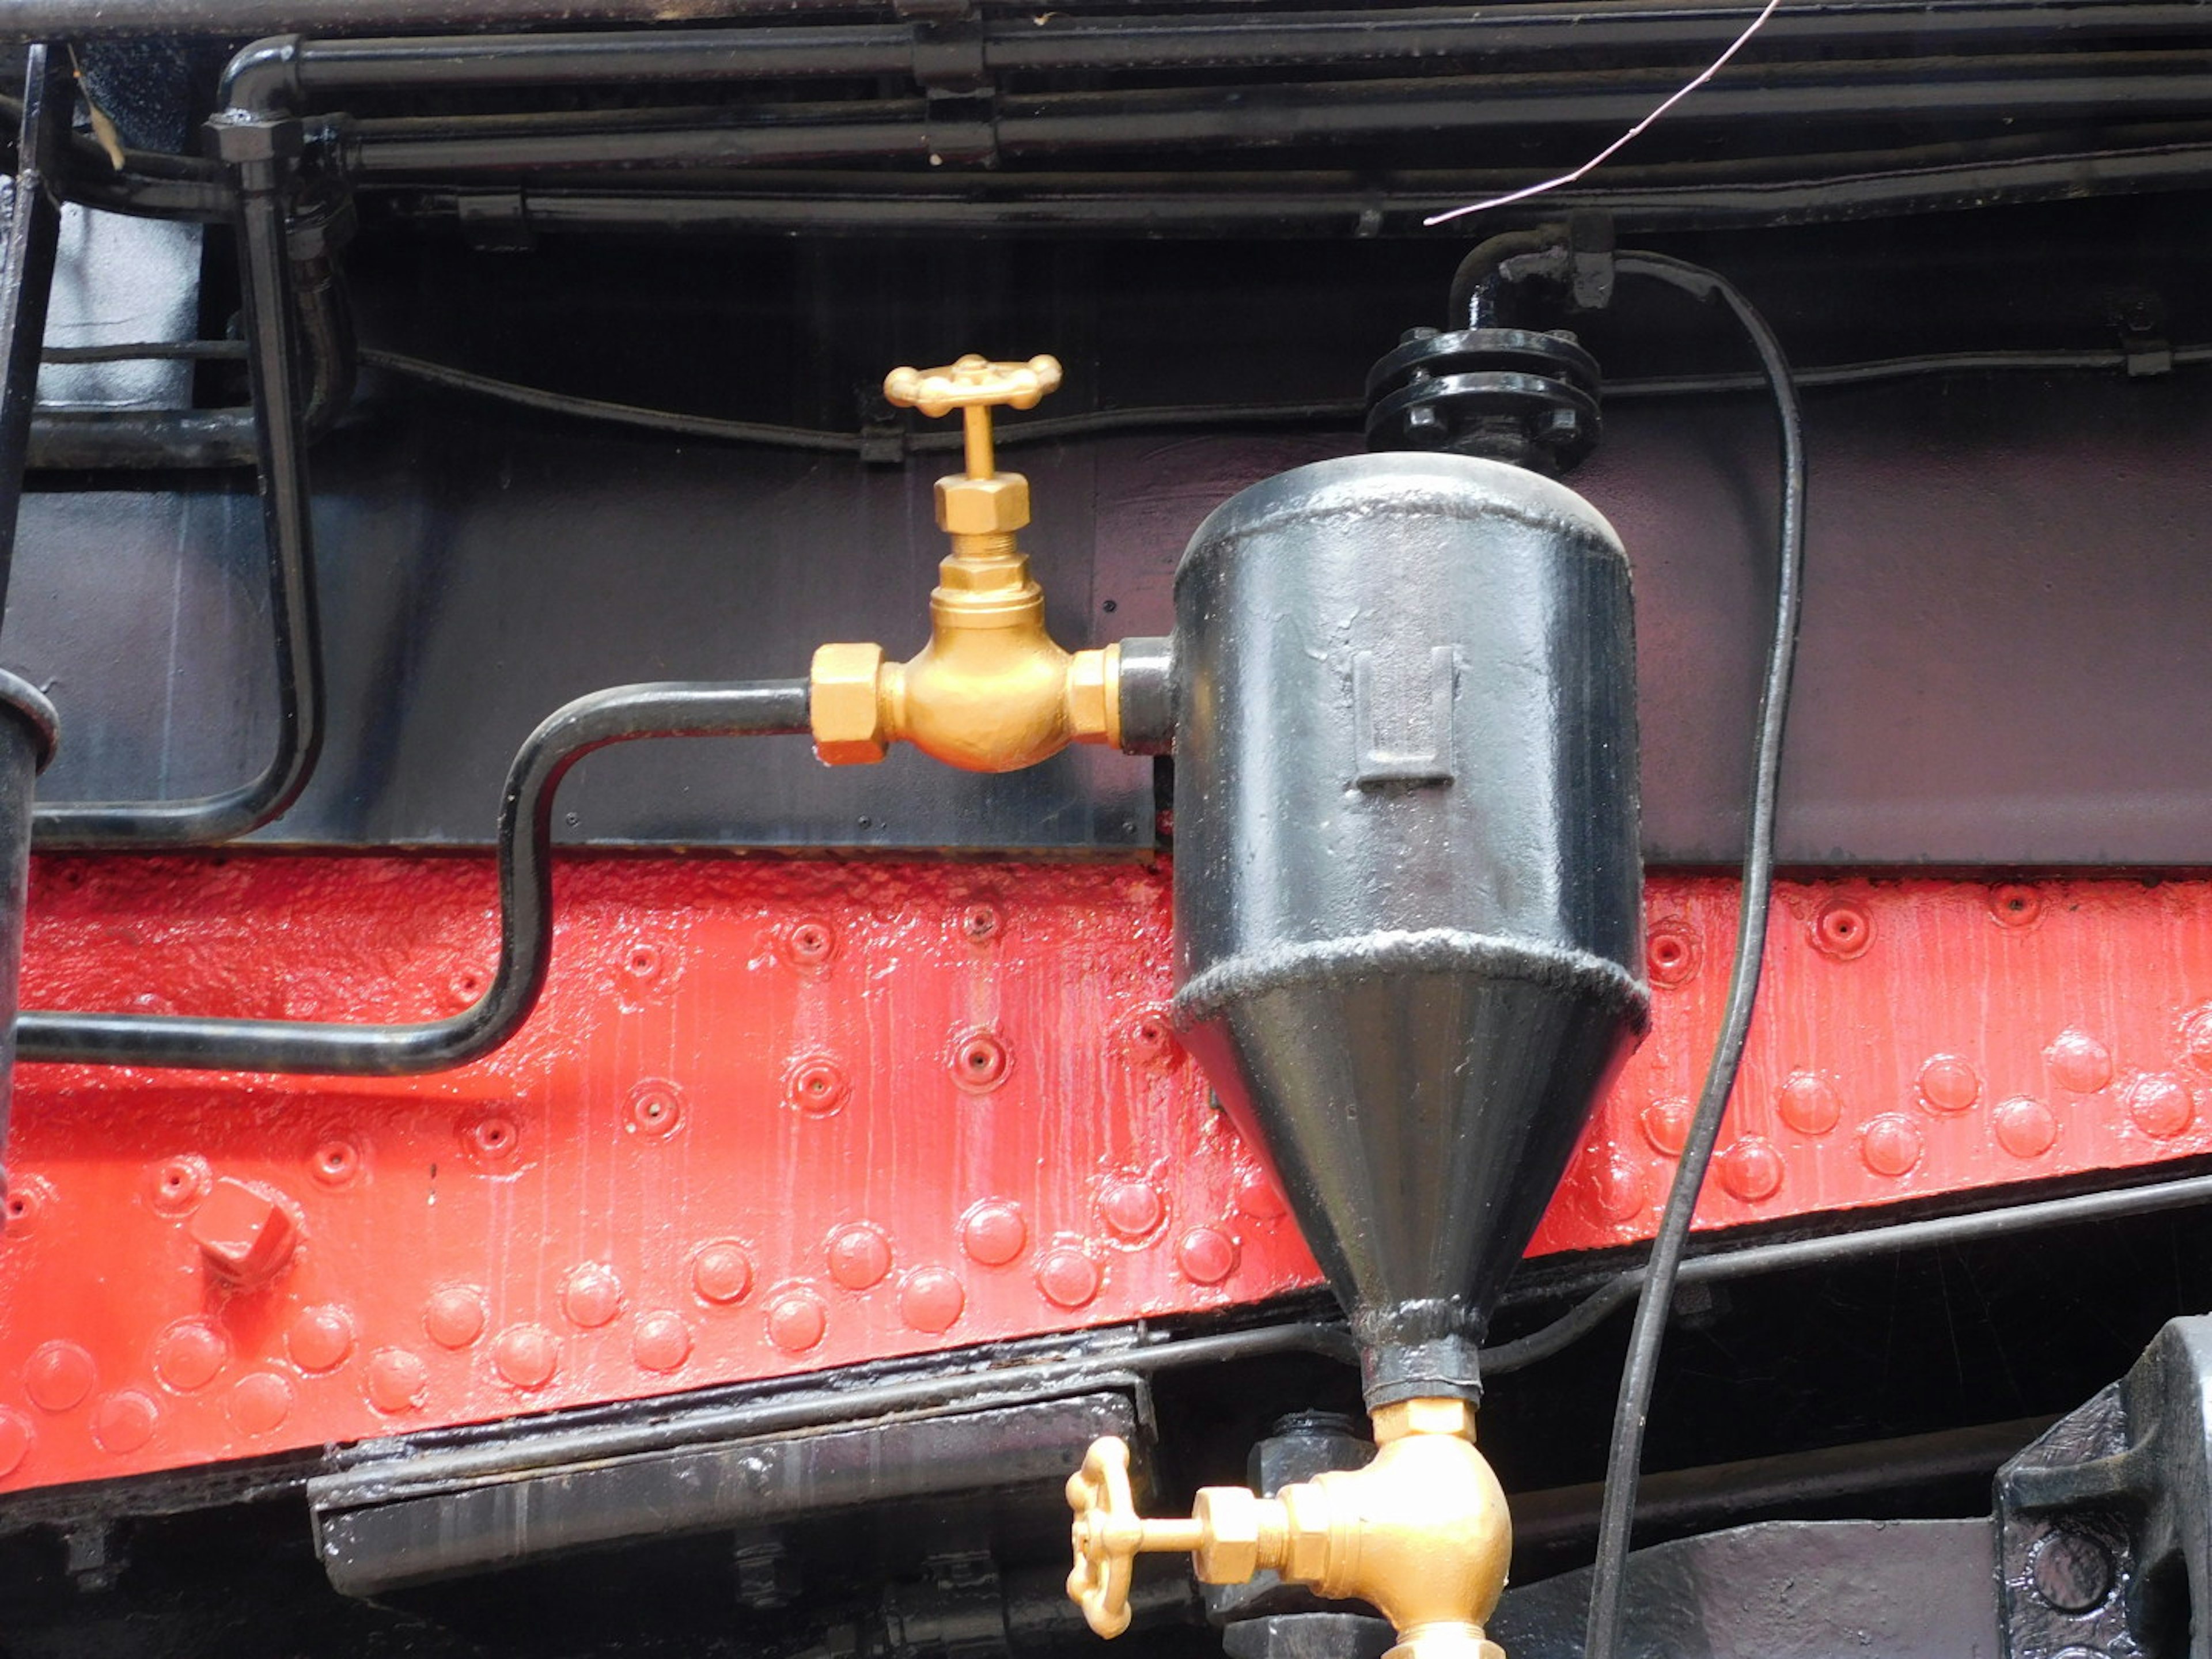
left=1172, top=929, right=1648, bottom=1030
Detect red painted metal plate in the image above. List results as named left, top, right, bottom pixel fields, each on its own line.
left=1, top=859, right=2208, bottom=1495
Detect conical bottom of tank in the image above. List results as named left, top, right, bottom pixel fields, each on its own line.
left=1176, top=934, right=1643, bottom=1403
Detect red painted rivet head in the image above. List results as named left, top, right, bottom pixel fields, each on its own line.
left=1640, top=1097, right=1692, bottom=1158
left=1579, top=1148, right=1647, bottom=1224
left=288, top=1305, right=357, bottom=1374
left=1717, top=1137, right=1785, bottom=1203
left=951, top=1030, right=1010, bottom=1092
left=1099, top=1179, right=1165, bottom=1240
left=90, top=1391, right=158, bottom=1455
left=1036, top=1248, right=1103, bottom=1310
left=562, top=1264, right=626, bottom=1329
left=2045, top=1029, right=2113, bottom=1094
left=960, top=1202, right=1027, bottom=1267
left=2181, top=1006, right=2212, bottom=1075
left=24, top=1342, right=95, bottom=1413
left=626, top=1079, right=685, bottom=1139
left=899, top=1268, right=967, bottom=1334
left=3, top=1175, right=51, bottom=1233
left=1916, top=1055, right=1983, bottom=1116
left=1128, top=1007, right=1178, bottom=1064
left=365, top=1349, right=430, bottom=1415
left=787, top=921, right=836, bottom=966
left=309, top=1139, right=359, bottom=1190
left=461, top=1113, right=523, bottom=1167
left=623, top=941, right=665, bottom=984
left=1810, top=901, right=1873, bottom=961
left=1233, top=1169, right=1287, bottom=1221
left=0, top=1408, right=32, bottom=1479
left=2127, top=1075, right=2197, bottom=1140
left=228, top=1372, right=294, bottom=1436
left=960, top=903, right=1001, bottom=943
left=491, top=1324, right=560, bottom=1390
left=1777, top=1073, right=1843, bottom=1137
left=1176, top=1228, right=1240, bottom=1286
left=633, top=1312, right=694, bottom=1374
left=1645, top=922, right=1699, bottom=988
left=190, top=1179, right=301, bottom=1288
left=766, top=1290, right=829, bottom=1354
left=423, top=1285, right=488, bottom=1350
left=1858, top=1114, right=1925, bottom=1179
left=153, top=1319, right=229, bottom=1393
left=147, top=1156, right=211, bottom=1217
left=1993, top=1096, right=2060, bottom=1160
left=827, top=1225, right=893, bottom=1291
left=692, top=1241, right=756, bottom=1305
left=784, top=1056, right=850, bottom=1118
left=1990, top=885, right=2042, bottom=927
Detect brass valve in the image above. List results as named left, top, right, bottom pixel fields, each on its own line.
left=1067, top=1399, right=1511, bottom=1659
left=811, top=353, right=1123, bottom=772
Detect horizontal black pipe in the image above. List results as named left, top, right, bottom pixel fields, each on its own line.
left=391, top=139, right=2212, bottom=236
left=16, top=680, right=812, bottom=1073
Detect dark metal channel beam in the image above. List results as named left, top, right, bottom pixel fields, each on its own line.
left=0, top=48, right=69, bottom=612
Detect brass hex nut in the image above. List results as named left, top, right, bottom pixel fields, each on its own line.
left=810, top=641, right=889, bottom=765
left=1370, top=1397, right=1474, bottom=1444
left=936, top=473, right=1031, bottom=535
left=1191, top=1486, right=1266, bottom=1585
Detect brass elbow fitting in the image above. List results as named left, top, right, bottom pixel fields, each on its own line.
left=811, top=354, right=1123, bottom=772
left=1067, top=1399, right=1511, bottom=1659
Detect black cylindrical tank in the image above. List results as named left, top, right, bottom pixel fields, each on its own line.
left=1169, top=452, right=1646, bottom=1407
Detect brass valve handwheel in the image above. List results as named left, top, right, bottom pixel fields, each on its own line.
left=884, top=354, right=1063, bottom=479
left=1066, top=1437, right=1142, bottom=1638
left=883, top=353, right=1062, bottom=418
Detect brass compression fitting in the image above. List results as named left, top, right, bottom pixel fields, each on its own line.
left=1067, top=1399, right=1512, bottom=1659
left=810, top=353, right=1124, bottom=772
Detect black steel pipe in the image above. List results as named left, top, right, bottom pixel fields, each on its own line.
left=16, top=679, right=811, bottom=1074
left=28, top=146, right=328, bottom=845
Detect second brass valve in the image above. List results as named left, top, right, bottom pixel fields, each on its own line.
left=810, top=353, right=1124, bottom=773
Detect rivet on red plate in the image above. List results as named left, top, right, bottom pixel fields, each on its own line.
left=1717, top=1137, right=1785, bottom=1203
left=228, top=1372, right=293, bottom=1436
left=1990, top=884, right=2043, bottom=927
left=632, top=1312, right=693, bottom=1374
left=1916, top=1055, right=1982, bottom=1116
left=1580, top=1148, right=1646, bottom=1224
left=1646, top=922, right=1700, bottom=988
left=787, top=920, right=836, bottom=966
left=0, top=1408, right=31, bottom=1478
left=365, top=1348, right=430, bottom=1415
left=287, top=1305, right=356, bottom=1374
left=1036, top=1248, right=1102, bottom=1310
left=1233, top=1169, right=1287, bottom=1221
left=960, top=1202, right=1027, bottom=1267
left=1640, top=1097, right=1691, bottom=1158
left=766, top=1290, right=828, bottom=1354
left=151, top=1319, right=228, bottom=1393
left=147, top=1156, right=211, bottom=1217
left=960, top=903, right=1001, bottom=943
left=1810, top=901, right=1873, bottom=961
left=24, top=1341, right=95, bottom=1413
left=1993, top=1096, right=2060, bottom=1160
left=625, top=1079, right=685, bottom=1139
left=2181, top=1006, right=2212, bottom=1074
left=827, top=1225, right=893, bottom=1291
left=3, top=1174, right=51, bottom=1232
left=309, top=1139, right=359, bottom=1189
left=1176, top=1228, right=1240, bottom=1286
left=1099, top=1179, right=1166, bottom=1240
left=2045, top=1029, right=2113, bottom=1094
left=899, top=1268, right=967, bottom=1334
left=1128, top=1006, right=1177, bottom=1064
left=423, top=1285, right=488, bottom=1350
left=90, top=1391, right=158, bottom=1455
left=491, top=1324, right=560, bottom=1390
left=691, top=1241, right=755, bottom=1305
left=1777, top=1073, right=1843, bottom=1137
left=1858, top=1115, right=1925, bottom=1179
left=2127, top=1074, right=2196, bottom=1139
left=562, top=1264, right=626, bottom=1328
left=783, top=1056, right=849, bottom=1118
left=951, top=1029, right=1010, bottom=1092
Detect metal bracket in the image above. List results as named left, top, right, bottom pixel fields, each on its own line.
left=1998, top=1316, right=2212, bottom=1659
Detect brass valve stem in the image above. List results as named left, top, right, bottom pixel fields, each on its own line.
left=810, top=353, right=1123, bottom=773
left=1068, top=1399, right=1512, bottom=1659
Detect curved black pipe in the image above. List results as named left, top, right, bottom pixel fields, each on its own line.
left=16, top=678, right=812, bottom=1074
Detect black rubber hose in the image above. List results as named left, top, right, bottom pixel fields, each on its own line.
left=1580, top=249, right=1804, bottom=1659
left=15, top=679, right=812, bottom=1074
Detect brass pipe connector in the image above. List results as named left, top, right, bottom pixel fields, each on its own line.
left=1067, top=1399, right=1512, bottom=1659
left=812, top=353, right=1122, bottom=772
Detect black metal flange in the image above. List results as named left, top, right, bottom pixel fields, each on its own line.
left=1363, top=327, right=1601, bottom=477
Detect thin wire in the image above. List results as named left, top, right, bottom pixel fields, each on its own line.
left=1581, top=249, right=1804, bottom=1659
left=1425, top=0, right=1785, bottom=226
